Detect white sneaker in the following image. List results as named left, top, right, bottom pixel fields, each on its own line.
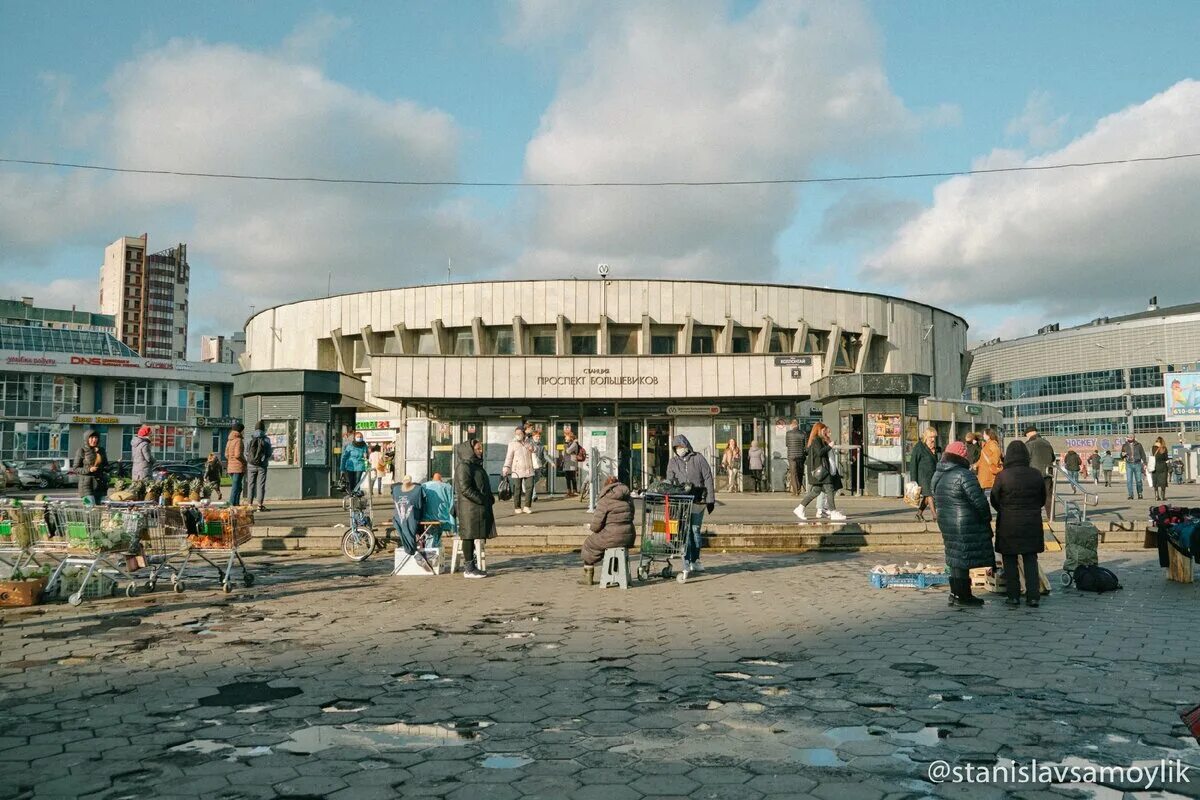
left=691, top=560, right=703, bottom=573
left=524, top=507, right=533, bottom=514
left=828, top=511, right=847, bottom=522
left=794, top=506, right=808, bottom=522
left=816, top=509, right=829, bottom=519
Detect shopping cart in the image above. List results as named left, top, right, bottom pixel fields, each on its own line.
left=105, top=502, right=188, bottom=592
left=636, top=491, right=694, bottom=582
left=1061, top=518, right=1100, bottom=586
left=0, top=500, right=39, bottom=575
left=170, top=503, right=255, bottom=593
left=43, top=502, right=148, bottom=606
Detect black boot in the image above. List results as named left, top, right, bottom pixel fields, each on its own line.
left=948, top=577, right=984, bottom=607
left=1005, top=594, right=1021, bottom=608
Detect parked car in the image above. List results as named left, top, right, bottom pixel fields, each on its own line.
left=54, top=458, right=79, bottom=487
left=150, top=462, right=205, bottom=482
left=12, top=461, right=64, bottom=490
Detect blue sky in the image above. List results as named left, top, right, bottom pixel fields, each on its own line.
left=1, top=1, right=1198, bottom=350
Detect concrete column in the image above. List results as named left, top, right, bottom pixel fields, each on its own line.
left=556, top=315, right=568, bottom=355
left=824, top=324, right=842, bottom=377
left=471, top=317, right=485, bottom=356
left=681, top=314, right=694, bottom=354
left=757, top=317, right=775, bottom=353
left=598, top=315, right=610, bottom=355
left=794, top=319, right=810, bottom=353
left=641, top=314, right=651, bottom=355
left=719, top=319, right=734, bottom=354
left=513, top=316, right=525, bottom=356
left=855, top=325, right=875, bottom=373
left=430, top=319, right=447, bottom=355
left=391, top=323, right=412, bottom=355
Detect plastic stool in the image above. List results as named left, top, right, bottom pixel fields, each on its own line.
left=449, top=537, right=487, bottom=574
left=598, top=547, right=630, bottom=590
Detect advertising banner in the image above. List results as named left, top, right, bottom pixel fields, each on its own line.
left=1165, top=372, right=1200, bottom=421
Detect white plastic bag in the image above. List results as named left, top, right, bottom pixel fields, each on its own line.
left=903, top=481, right=922, bottom=508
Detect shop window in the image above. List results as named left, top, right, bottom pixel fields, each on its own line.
left=494, top=329, right=516, bottom=355
left=265, top=420, right=298, bottom=465
left=651, top=334, right=677, bottom=355
left=571, top=333, right=597, bottom=355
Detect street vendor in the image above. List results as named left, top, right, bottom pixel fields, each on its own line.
left=73, top=429, right=108, bottom=504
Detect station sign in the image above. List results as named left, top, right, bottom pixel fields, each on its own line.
left=774, top=356, right=813, bottom=367
left=666, top=405, right=721, bottom=416
left=478, top=406, right=532, bottom=416
left=196, top=416, right=239, bottom=428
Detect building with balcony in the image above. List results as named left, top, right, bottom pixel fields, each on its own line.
left=241, top=279, right=996, bottom=498
left=100, top=235, right=190, bottom=360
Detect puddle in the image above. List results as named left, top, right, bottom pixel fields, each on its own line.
left=481, top=754, right=533, bottom=769
left=890, top=663, right=937, bottom=674
left=504, top=633, right=534, bottom=640
left=168, top=740, right=273, bottom=761
left=322, top=700, right=370, bottom=713
left=197, top=682, right=302, bottom=708
left=822, top=726, right=881, bottom=744
left=235, top=704, right=274, bottom=714
left=35, top=616, right=143, bottom=640
left=795, top=748, right=845, bottom=767
left=740, top=658, right=784, bottom=667
left=893, top=727, right=950, bottom=746
left=681, top=700, right=724, bottom=711
left=929, top=693, right=974, bottom=702
left=277, top=721, right=489, bottom=755
left=758, top=687, right=790, bottom=697
left=1105, top=734, right=1131, bottom=744
left=715, top=672, right=752, bottom=681
left=394, top=672, right=448, bottom=684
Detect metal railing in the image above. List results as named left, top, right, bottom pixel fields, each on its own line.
left=1052, top=464, right=1100, bottom=522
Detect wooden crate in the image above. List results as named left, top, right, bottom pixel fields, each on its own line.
left=1168, top=546, right=1193, bottom=584
left=0, top=577, right=47, bottom=608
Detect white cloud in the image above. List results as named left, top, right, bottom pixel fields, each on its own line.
left=279, top=11, right=352, bottom=63
left=0, top=21, right=499, bottom=346
left=865, top=79, right=1200, bottom=329
left=515, top=0, right=917, bottom=280
left=0, top=278, right=96, bottom=312
left=1005, top=90, right=1068, bottom=150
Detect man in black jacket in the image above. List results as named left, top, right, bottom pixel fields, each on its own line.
left=1024, top=426, right=1056, bottom=521
left=785, top=419, right=806, bottom=495
left=73, top=430, right=108, bottom=504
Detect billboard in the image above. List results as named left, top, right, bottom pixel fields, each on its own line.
left=1165, top=372, right=1200, bottom=421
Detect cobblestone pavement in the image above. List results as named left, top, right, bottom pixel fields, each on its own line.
left=2, top=549, right=1199, bottom=799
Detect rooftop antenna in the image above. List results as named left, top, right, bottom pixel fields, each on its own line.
left=448, top=258, right=452, bottom=283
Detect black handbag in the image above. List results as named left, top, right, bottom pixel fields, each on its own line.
left=497, top=475, right=513, bottom=502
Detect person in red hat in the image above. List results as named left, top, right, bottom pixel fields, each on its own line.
left=131, top=424, right=155, bottom=481
left=931, top=439, right=994, bottom=607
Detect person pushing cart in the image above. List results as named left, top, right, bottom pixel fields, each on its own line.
left=666, top=435, right=715, bottom=579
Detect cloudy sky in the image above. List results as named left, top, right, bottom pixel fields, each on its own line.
left=1, top=0, right=1198, bottom=354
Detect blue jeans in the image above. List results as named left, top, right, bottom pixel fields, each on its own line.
left=1125, top=465, right=1143, bottom=497
left=1067, top=470, right=1080, bottom=492
left=229, top=473, right=244, bottom=506
left=684, top=508, right=706, bottom=563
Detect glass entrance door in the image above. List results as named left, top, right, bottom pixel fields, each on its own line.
left=645, top=419, right=672, bottom=483
left=430, top=421, right=454, bottom=480
left=526, top=421, right=549, bottom=496
left=715, top=418, right=739, bottom=492
left=553, top=420, right=581, bottom=494
left=616, top=421, right=645, bottom=491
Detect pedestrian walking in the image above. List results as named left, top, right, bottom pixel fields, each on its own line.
left=244, top=420, right=273, bottom=511
left=991, top=440, right=1047, bottom=608
left=562, top=430, right=582, bottom=498
left=131, top=425, right=155, bottom=481
left=225, top=423, right=246, bottom=506
left=666, top=435, right=716, bottom=574
left=1088, top=450, right=1102, bottom=485
left=785, top=419, right=806, bottom=495
left=453, top=439, right=495, bottom=578
left=74, top=430, right=109, bottom=504
left=1023, top=426, right=1056, bottom=521
left=1063, top=449, right=1082, bottom=493
left=1121, top=435, right=1147, bottom=501
left=502, top=426, right=536, bottom=514
left=368, top=445, right=384, bottom=495
left=909, top=427, right=939, bottom=522
left=340, top=431, right=369, bottom=494
left=1151, top=436, right=1170, bottom=501
left=747, top=440, right=766, bottom=492
left=204, top=451, right=223, bottom=499
left=1100, top=450, right=1115, bottom=487
left=721, top=438, right=742, bottom=493
left=529, top=430, right=549, bottom=501
left=932, top=440, right=993, bottom=607
left=974, top=428, right=1003, bottom=501
left=579, top=477, right=637, bottom=585
left=794, top=422, right=846, bottom=522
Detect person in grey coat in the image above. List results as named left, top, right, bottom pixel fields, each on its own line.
left=580, top=478, right=637, bottom=584
left=932, top=441, right=993, bottom=607
left=747, top=440, right=766, bottom=492
left=1024, top=426, right=1056, bottom=521
left=666, top=434, right=715, bottom=575
left=784, top=419, right=806, bottom=495
left=131, top=425, right=155, bottom=481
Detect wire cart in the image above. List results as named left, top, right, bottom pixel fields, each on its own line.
left=170, top=503, right=255, bottom=593
left=0, top=500, right=49, bottom=575
left=43, top=502, right=148, bottom=606
left=637, top=491, right=694, bottom=582
left=105, top=502, right=189, bottom=593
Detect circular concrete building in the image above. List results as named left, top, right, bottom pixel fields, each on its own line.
left=240, top=279, right=995, bottom=497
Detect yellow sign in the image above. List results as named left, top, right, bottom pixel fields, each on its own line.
left=71, top=416, right=120, bottom=425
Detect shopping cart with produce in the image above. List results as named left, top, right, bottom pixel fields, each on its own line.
left=104, top=501, right=188, bottom=593
left=637, top=490, right=695, bottom=582
left=0, top=499, right=45, bottom=576
left=42, top=501, right=149, bottom=605
left=170, top=503, right=255, bottom=593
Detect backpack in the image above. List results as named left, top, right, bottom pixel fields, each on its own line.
left=575, top=447, right=588, bottom=463
left=1073, top=564, right=1121, bottom=593
left=246, top=435, right=267, bottom=467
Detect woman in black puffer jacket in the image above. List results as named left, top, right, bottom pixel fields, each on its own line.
left=990, top=439, right=1047, bottom=608
left=932, top=441, right=994, bottom=607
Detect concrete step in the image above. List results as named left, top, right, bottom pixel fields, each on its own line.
left=246, top=523, right=1152, bottom=555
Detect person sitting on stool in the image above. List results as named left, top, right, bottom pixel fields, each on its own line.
left=580, top=477, right=636, bottom=585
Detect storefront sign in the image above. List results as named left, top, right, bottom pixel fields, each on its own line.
left=774, top=356, right=813, bottom=367
left=6, top=355, right=56, bottom=366
left=666, top=405, right=721, bottom=416
left=356, top=419, right=399, bottom=431
left=591, top=430, right=608, bottom=437
left=964, top=404, right=983, bottom=415
left=478, top=406, right=532, bottom=416
left=58, top=414, right=141, bottom=425
left=68, top=356, right=175, bottom=370
left=195, top=416, right=239, bottom=428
